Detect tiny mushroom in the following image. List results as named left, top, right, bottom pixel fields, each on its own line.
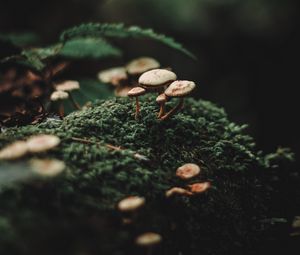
left=0, top=141, right=28, bottom=160
left=188, top=182, right=211, bottom=194
left=26, top=134, right=60, bottom=153
left=156, top=93, right=168, bottom=118
left=126, top=57, right=160, bottom=76
left=160, top=80, right=196, bottom=120
left=138, top=69, right=177, bottom=93
left=117, top=196, right=145, bottom=212
left=127, top=87, right=147, bottom=119
left=176, top=163, right=201, bottom=180
left=50, top=90, right=69, bottom=118
left=55, top=80, right=81, bottom=110
left=98, top=67, right=128, bottom=86
left=30, top=158, right=66, bottom=177
left=135, top=232, right=162, bottom=247
left=165, top=187, right=193, bottom=198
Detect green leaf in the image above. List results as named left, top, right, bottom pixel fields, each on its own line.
left=0, top=32, right=40, bottom=47
left=59, top=37, right=122, bottom=59
left=60, top=23, right=196, bottom=59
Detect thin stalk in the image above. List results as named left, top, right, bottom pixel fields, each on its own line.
left=159, top=98, right=184, bottom=121
left=68, top=92, right=81, bottom=110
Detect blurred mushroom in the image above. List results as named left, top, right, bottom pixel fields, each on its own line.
left=26, top=134, right=60, bottom=153
left=50, top=90, right=69, bottom=118
left=127, top=87, right=147, bottom=119
left=0, top=141, right=28, bottom=160
left=188, top=182, right=211, bottom=194
left=176, top=163, right=201, bottom=180
left=55, top=80, right=81, bottom=110
left=114, top=86, right=133, bottom=97
left=135, top=232, right=162, bottom=246
left=138, top=69, right=177, bottom=93
left=156, top=93, right=168, bottom=118
left=160, top=80, right=196, bottom=120
left=30, top=158, right=65, bottom=177
left=117, top=196, right=145, bottom=212
left=126, top=57, right=160, bottom=76
left=98, top=67, right=128, bottom=86
left=165, top=187, right=193, bottom=198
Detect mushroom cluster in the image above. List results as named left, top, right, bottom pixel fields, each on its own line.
left=50, top=80, right=81, bottom=118
left=98, top=57, right=161, bottom=97
left=127, top=69, right=196, bottom=120
left=166, top=163, right=211, bottom=198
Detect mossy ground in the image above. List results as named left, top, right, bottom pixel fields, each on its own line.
left=0, top=95, right=297, bottom=255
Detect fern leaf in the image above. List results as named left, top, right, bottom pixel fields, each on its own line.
left=59, top=37, right=122, bottom=59
left=60, top=23, right=196, bottom=59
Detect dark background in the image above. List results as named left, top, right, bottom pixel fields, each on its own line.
left=0, top=0, right=299, bottom=168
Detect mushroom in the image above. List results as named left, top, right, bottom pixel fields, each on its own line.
left=117, top=196, right=145, bottom=212
left=98, top=67, right=128, bottom=86
left=126, top=57, right=160, bottom=76
left=160, top=80, right=196, bottom=120
left=0, top=141, right=28, bottom=160
left=127, top=87, right=147, bottom=119
left=292, top=216, right=300, bottom=229
left=138, top=69, right=177, bottom=94
left=55, top=80, right=81, bottom=110
left=165, top=187, right=193, bottom=198
left=50, top=90, right=69, bottom=118
left=188, top=182, right=211, bottom=194
left=26, top=134, right=60, bottom=153
left=176, top=163, right=201, bottom=180
left=30, top=158, right=65, bottom=177
left=135, top=232, right=162, bottom=247
left=156, top=93, right=168, bottom=118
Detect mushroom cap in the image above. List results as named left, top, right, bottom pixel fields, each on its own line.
left=126, top=57, right=160, bottom=75
left=117, top=196, right=145, bottom=212
left=26, top=134, right=60, bottom=153
left=138, top=69, right=177, bottom=88
left=50, top=90, right=69, bottom=101
left=98, top=67, right=127, bottom=86
left=115, top=86, right=133, bottom=97
left=165, top=187, right=193, bottom=198
left=0, top=141, right=28, bottom=160
left=135, top=232, right=162, bottom=246
left=30, top=158, right=66, bottom=177
left=292, top=216, right=300, bottom=229
left=188, top=182, right=211, bottom=194
left=55, top=80, right=80, bottom=91
left=176, top=163, right=201, bottom=180
left=156, top=93, right=167, bottom=104
left=164, top=80, right=196, bottom=97
left=127, top=87, right=146, bottom=97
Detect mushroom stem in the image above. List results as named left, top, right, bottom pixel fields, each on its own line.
left=160, top=98, right=184, bottom=121
left=58, top=103, right=64, bottom=119
left=157, top=102, right=166, bottom=118
left=68, top=92, right=81, bottom=110
left=135, top=96, right=140, bottom=120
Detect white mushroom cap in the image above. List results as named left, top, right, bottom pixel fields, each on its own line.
left=164, top=80, right=196, bottom=97
left=117, top=196, right=145, bottom=212
left=26, top=134, right=60, bottom=153
left=115, top=86, right=133, bottom=97
left=0, top=141, right=28, bottom=160
left=126, top=57, right=160, bottom=75
left=55, top=80, right=80, bottom=91
left=30, top=158, right=65, bottom=177
left=135, top=232, right=162, bottom=246
left=98, top=67, right=127, bottom=86
left=165, top=187, right=193, bottom=198
left=188, top=182, right=211, bottom=194
left=50, top=90, right=69, bottom=101
left=176, top=163, right=201, bottom=180
left=127, top=87, right=146, bottom=97
left=156, top=93, right=167, bottom=104
left=138, top=69, right=177, bottom=88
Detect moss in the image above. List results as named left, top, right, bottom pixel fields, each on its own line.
left=0, top=95, right=296, bottom=255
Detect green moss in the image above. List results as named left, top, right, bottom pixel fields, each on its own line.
left=0, top=96, right=295, bottom=255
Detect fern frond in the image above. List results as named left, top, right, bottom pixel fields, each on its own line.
left=59, top=37, right=121, bottom=59
left=60, top=23, right=196, bottom=59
